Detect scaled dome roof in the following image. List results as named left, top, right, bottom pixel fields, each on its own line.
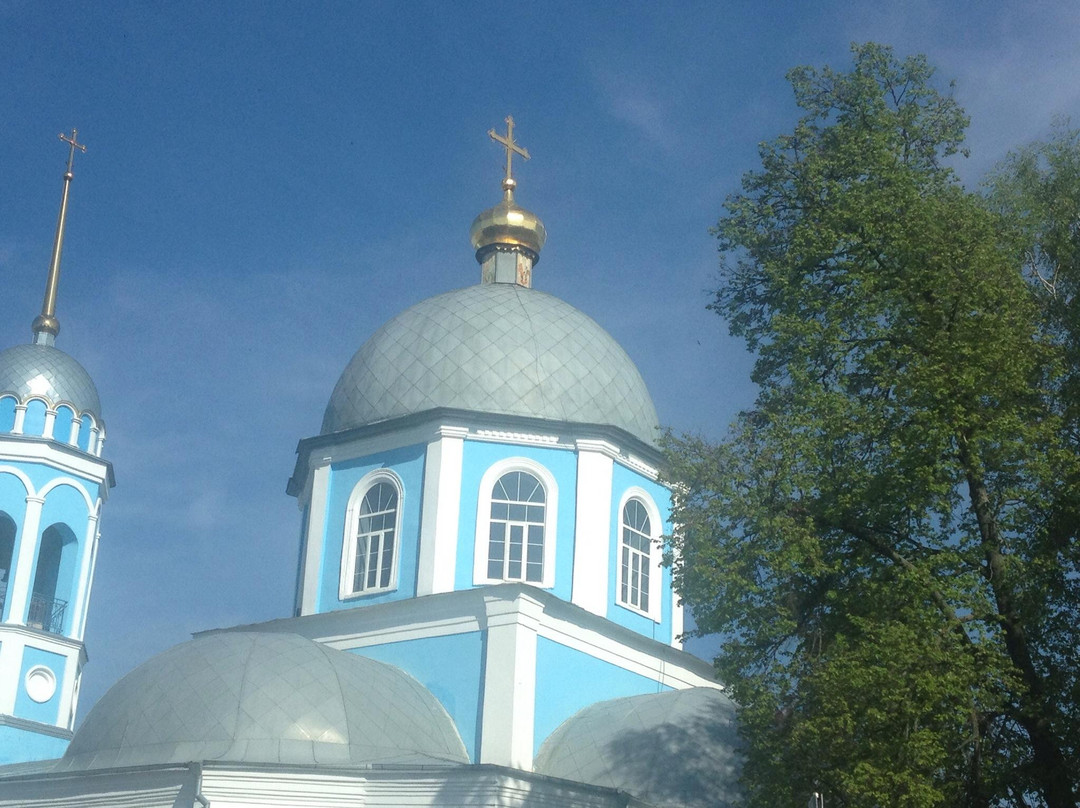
left=322, top=283, right=661, bottom=446
left=0, top=343, right=101, bottom=417
left=57, top=631, right=469, bottom=771
left=535, top=688, right=742, bottom=808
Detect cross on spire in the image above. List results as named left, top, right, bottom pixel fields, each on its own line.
left=32, top=129, right=88, bottom=344
left=488, top=116, right=530, bottom=199
left=59, top=129, right=86, bottom=176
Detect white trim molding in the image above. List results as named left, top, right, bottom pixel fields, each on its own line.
left=473, top=457, right=558, bottom=589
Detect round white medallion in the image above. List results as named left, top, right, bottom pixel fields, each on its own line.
left=25, top=665, right=57, bottom=703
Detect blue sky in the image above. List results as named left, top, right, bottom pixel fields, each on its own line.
left=2, top=1, right=1078, bottom=721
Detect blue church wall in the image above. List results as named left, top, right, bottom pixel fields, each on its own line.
left=316, top=443, right=426, bottom=612
left=13, top=646, right=66, bottom=725
left=455, top=441, right=577, bottom=597
left=52, top=406, right=75, bottom=445
left=533, top=636, right=670, bottom=753
left=0, top=724, right=68, bottom=765
left=23, top=399, right=47, bottom=437
left=606, top=464, right=675, bottom=643
left=348, top=631, right=484, bottom=762
left=0, top=397, right=15, bottom=433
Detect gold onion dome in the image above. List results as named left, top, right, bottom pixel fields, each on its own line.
left=470, top=117, right=546, bottom=283
left=469, top=178, right=547, bottom=262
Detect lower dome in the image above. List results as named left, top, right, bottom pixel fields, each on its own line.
left=57, top=631, right=469, bottom=770
left=535, top=688, right=742, bottom=807
left=322, top=284, right=660, bottom=445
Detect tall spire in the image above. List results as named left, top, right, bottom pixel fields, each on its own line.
left=32, top=129, right=86, bottom=346
left=470, top=116, right=546, bottom=287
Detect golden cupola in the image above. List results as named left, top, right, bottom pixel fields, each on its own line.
left=469, top=116, right=546, bottom=288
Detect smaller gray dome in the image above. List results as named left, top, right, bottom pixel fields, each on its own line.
left=0, top=343, right=101, bottom=417
left=58, top=632, right=469, bottom=771
left=535, top=688, right=742, bottom=808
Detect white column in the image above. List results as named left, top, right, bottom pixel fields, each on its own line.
left=69, top=513, right=99, bottom=640
left=11, top=405, right=26, bottom=435
left=42, top=409, right=56, bottom=439
left=68, top=415, right=81, bottom=447
left=8, top=496, right=45, bottom=625
left=571, top=441, right=615, bottom=617
left=479, top=591, right=542, bottom=769
left=299, top=462, right=331, bottom=615
left=416, top=426, right=466, bottom=596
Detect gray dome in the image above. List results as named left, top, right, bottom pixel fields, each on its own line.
left=0, top=343, right=101, bottom=417
left=322, top=284, right=660, bottom=445
left=58, top=632, right=469, bottom=771
left=535, top=688, right=742, bottom=808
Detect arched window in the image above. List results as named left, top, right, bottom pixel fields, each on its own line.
left=488, top=471, right=546, bottom=583
left=616, top=490, right=662, bottom=622
left=473, top=458, right=558, bottom=589
left=620, top=499, right=653, bottom=613
left=340, top=474, right=401, bottom=598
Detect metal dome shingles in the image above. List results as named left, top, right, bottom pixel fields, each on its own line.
left=321, top=284, right=660, bottom=445
left=0, top=343, right=102, bottom=417
left=535, top=688, right=743, bottom=808
left=58, top=632, right=469, bottom=771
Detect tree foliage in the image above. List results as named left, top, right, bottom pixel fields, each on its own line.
left=666, top=44, right=1080, bottom=808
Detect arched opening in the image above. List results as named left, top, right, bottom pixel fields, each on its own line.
left=53, top=405, right=75, bottom=444
left=28, top=523, right=77, bottom=634
left=77, top=414, right=94, bottom=452
left=0, top=512, right=15, bottom=620
left=0, top=396, right=16, bottom=433
left=23, top=399, right=47, bottom=436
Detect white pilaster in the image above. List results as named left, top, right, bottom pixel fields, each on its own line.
left=417, top=427, right=466, bottom=596
left=479, top=591, right=542, bottom=769
left=571, top=441, right=614, bottom=617
left=7, top=496, right=45, bottom=625
left=69, top=513, right=99, bottom=640
left=299, top=461, right=331, bottom=615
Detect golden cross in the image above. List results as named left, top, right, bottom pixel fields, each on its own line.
left=59, top=129, right=87, bottom=175
left=488, top=116, right=530, bottom=185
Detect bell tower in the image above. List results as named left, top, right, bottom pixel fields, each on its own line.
left=0, top=131, right=114, bottom=764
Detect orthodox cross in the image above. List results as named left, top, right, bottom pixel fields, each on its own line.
left=59, top=129, right=86, bottom=176
left=488, top=116, right=530, bottom=186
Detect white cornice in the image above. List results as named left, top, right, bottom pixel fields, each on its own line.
left=0, top=439, right=109, bottom=489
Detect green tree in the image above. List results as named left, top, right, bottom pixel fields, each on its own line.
left=666, top=44, right=1080, bottom=808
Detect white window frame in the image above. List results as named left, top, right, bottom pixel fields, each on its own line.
left=616, top=487, right=663, bottom=623
left=339, top=469, right=404, bottom=599
left=473, top=457, right=558, bottom=589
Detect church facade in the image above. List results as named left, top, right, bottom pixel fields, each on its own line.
left=0, top=122, right=740, bottom=807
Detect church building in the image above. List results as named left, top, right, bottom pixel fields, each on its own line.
left=0, top=121, right=741, bottom=807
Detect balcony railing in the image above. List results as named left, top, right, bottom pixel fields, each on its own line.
left=27, top=593, right=67, bottom=634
